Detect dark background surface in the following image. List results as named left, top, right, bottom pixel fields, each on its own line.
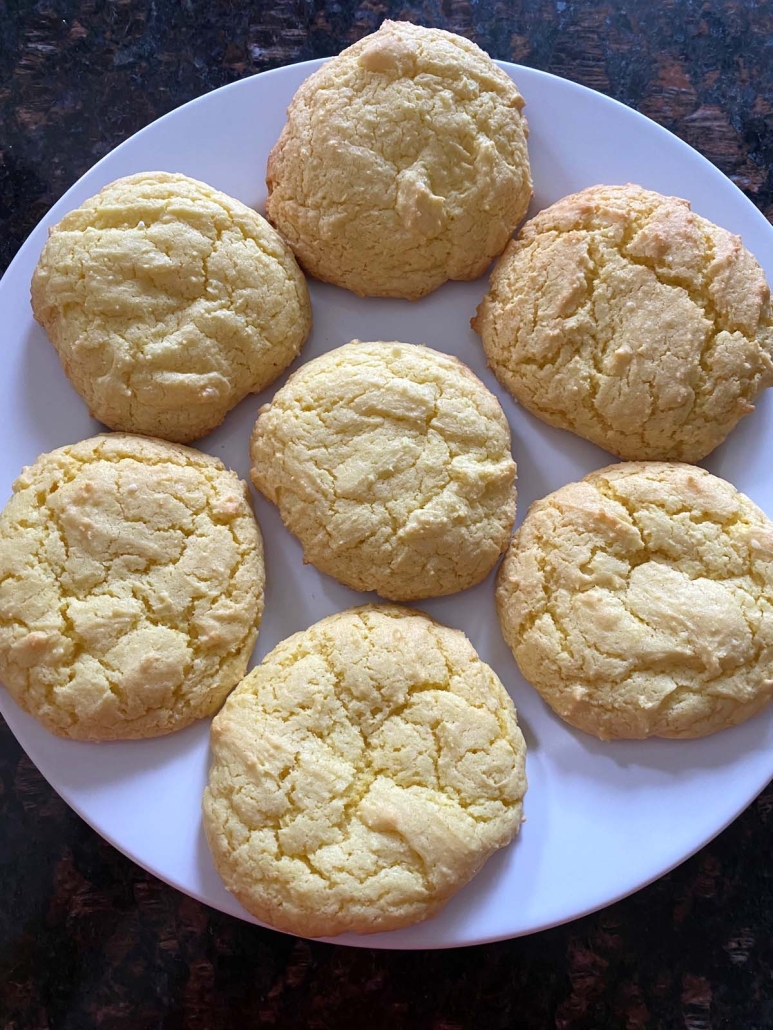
left=2, top=1, right=773, bottom=1027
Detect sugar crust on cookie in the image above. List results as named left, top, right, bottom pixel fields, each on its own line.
left=496, top=462, right=773, bottom=740
left=474, top=184, right=773, bottom=462
left=249, top=339, right=517, bottom=601
left=203, top=604, right=527, bottom=937
left=0, top=433, right=264, bottom=740
left=31, top=172, right=311, bottom=443
left=266, top=21, right=532, bottom=299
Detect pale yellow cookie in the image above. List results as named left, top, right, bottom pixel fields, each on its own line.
left=266, top=21, right=532, bottom=299
left=474, top=184, right=773, bottom=462
left=250, top=340, right=517, bottom=601
left=496, top=462, right=773, bottom=740
left=31, top=172, right=311, bottom=443
left=0, top=434, right=264, bottom=740
left=203, top=604, right=527, bottom=937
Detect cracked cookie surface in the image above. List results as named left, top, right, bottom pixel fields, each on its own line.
left=250, top=340, right=517, bottom=601
left=31, top=172, right=311, bottom=443
left=496, top=462, right=773, bottom=740
left=0, top=434, right=265, bottom=740
left=473, top=184, right=773, bottom=461
left=203, top=604, right=527, bottom=936
left=265, top=20, right=532, bottom=300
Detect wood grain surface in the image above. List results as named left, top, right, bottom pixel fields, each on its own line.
left=1, top=2, right=773, bottom=1028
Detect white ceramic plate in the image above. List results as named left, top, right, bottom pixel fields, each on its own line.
left=1, top=59, right=772, bottom=950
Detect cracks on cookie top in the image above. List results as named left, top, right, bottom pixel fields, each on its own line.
left=0, top=444, right=262, bottom=736
left=483, top=194, right=772, bottom=458
left=484, top=235, right=631, bottom=444
left=287, top=48, right=526, bottom=186
left=208, top=610, right=524, bottom=902
left=66, top=177, right=282, bottom=256
left=265, top=33, right=530, bottom=295
left=253, top=345, right=515, bottom=595
left=38, top=179, right=308, bottom=438
left=617, top=219, right=747, bottom=431
left=503, top=473, right=773, bottom=722
left=591, top=469, right=758, bottom=537
left=592, top=471, right=773, bottom=600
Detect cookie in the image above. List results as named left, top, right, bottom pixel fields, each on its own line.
left=496, top=462, right=773, bottom=740
left=31, top=172, right=311, bottom=443
left=203, top=604, right=527, bottom=937
left=0, top=434, right=264, bottom=740
left=250, top=340, right=517, bottom=601
left=265, top=21, right=532, bottom=299
left=473, top=184, right=773, bottom=462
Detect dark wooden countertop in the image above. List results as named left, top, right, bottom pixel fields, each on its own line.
left=2, top=2, right=773, bottom=1027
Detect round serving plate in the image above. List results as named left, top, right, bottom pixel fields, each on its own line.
left=1, top=58, right=771, bottom=949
